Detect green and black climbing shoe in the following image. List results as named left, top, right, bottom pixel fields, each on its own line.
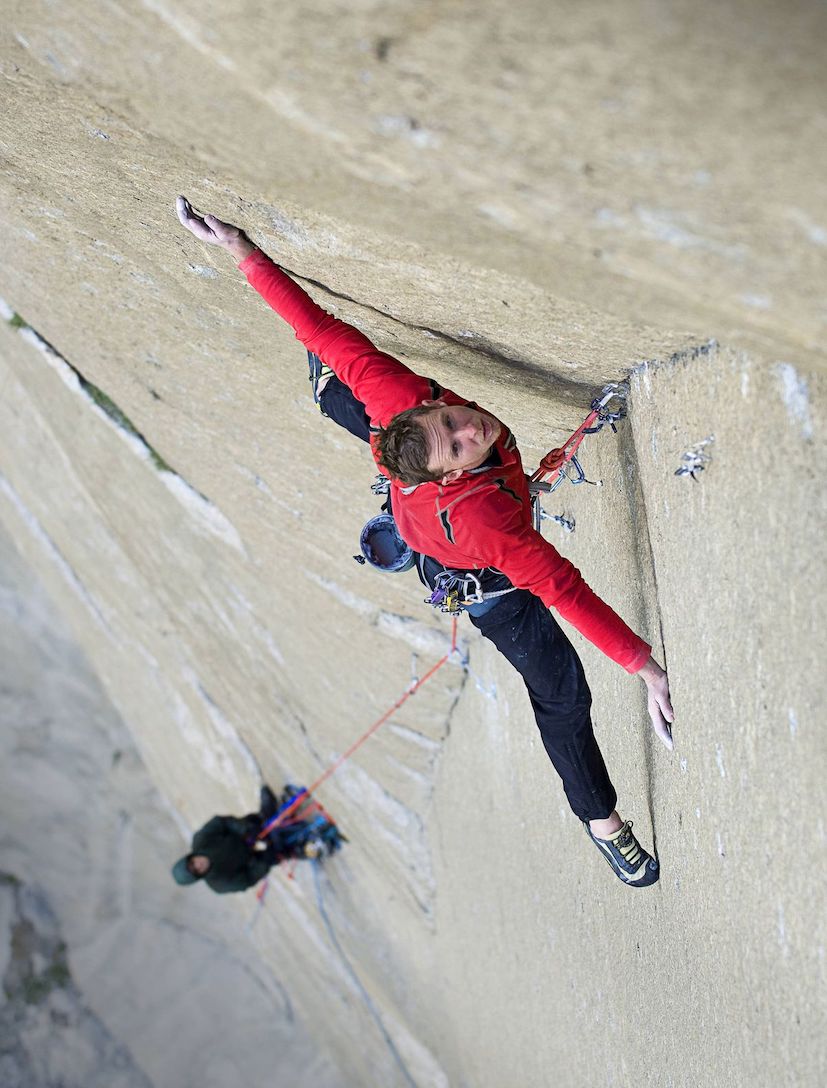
left=583, top=820, right=659, bottom=887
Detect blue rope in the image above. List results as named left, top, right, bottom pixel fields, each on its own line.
left=311, top=861, right=418, bottom=1088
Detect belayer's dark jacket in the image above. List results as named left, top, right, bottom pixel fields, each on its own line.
left=191, top=815, right=275, bottom=894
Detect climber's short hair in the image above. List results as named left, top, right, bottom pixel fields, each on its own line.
left=375, top=405, right=444, bottom=485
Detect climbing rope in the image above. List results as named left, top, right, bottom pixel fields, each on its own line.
left=529, top=382, right=628, bottom=530
left=256, top=617, right=459, bottom=841
left=530, top=382, right=628, bottom=491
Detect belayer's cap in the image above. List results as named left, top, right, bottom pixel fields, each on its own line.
left=171, top=855, right=199, bottom=886
left=359, top=513, right=415, bottom=573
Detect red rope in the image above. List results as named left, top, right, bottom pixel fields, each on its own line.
left=531, top=407, right=599, bottom=483
left=257, top=617, right=459, bottom=840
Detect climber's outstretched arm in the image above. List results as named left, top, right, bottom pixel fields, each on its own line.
left=175, top=195, right=432, bottom=422
left=176, top=195, right=256, bottom=263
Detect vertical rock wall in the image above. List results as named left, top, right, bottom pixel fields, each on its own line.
left=1, top=2, right=825, bottom=1085
left=0, top=528, right=342, bottom=1087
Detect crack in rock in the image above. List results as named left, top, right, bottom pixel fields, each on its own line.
left=1, top=299, right=245, bottom=553
left=285, top=266, right=596, bottom=399
left=184, top=669, right=261, bottom=781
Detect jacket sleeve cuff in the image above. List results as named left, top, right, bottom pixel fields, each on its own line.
left=238, top=249, right=269, bottom=274
left=625, top=642, right=653, bottom=674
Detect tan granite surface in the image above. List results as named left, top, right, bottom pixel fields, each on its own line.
left=1, top=2, right=825, bottom=1085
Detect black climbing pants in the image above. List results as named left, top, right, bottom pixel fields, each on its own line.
left=416, top=556, right=616, bottom=821
left=314, top=359, right=617, bottom=821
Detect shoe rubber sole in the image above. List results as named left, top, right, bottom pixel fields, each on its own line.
left=584, top=822, right=660, bottom=887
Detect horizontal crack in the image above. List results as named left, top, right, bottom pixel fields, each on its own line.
left=283, top=266, right=597, bottom=403
left=285, top=268, right=718, bottom=413
left=633, top=338, right=718, bottom=375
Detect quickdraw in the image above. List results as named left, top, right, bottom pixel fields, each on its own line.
left=675, top=434, right=714, bottom=480
left=530, top=382, right=628, bottom=530
left=531, top=382, right=628, bottom=489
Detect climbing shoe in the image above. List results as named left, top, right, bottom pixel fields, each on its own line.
left=258, top=784, right=278, bottom=820
left=307, top=350, right=333, bottom=412
left=583, top=820, right=660, bottom=887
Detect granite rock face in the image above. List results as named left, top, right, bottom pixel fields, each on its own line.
left=0, top=2, right=825, bottom=1086
left=0, top=875, right=153, bottom=1088
left=0, top=529, right=342, bottom=1088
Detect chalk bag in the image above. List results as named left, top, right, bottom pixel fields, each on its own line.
left=357, top=513, right=415, bottom=573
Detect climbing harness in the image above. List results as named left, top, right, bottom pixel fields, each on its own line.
left=423, top=566, right=517, bottom=614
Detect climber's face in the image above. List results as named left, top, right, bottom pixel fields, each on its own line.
left=417, top=401, right=502, bottom=482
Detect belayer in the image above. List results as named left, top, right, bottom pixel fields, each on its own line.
left=172, top=786, right=345, bottom=894
left=176, top=196, right=674, bottom=888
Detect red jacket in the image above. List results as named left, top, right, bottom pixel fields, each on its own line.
left=240, top=250, right=651, bottom=673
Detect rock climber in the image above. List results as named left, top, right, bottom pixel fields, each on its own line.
left=175, top=196, right=674, bottom=888
left=172, top=785, right=343, bottom=894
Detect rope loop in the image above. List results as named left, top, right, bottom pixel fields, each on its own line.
left=538, top=447, right=566, bottom=474
left=531, top=381, right=628, bottom=488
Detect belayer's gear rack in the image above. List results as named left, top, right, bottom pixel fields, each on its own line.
left=258, top=784, right=346, bottom=857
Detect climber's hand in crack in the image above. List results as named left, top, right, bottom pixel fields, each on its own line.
left=637, top=656, right=675, bottom=750
left=176, top=196, right=257, bottom=262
